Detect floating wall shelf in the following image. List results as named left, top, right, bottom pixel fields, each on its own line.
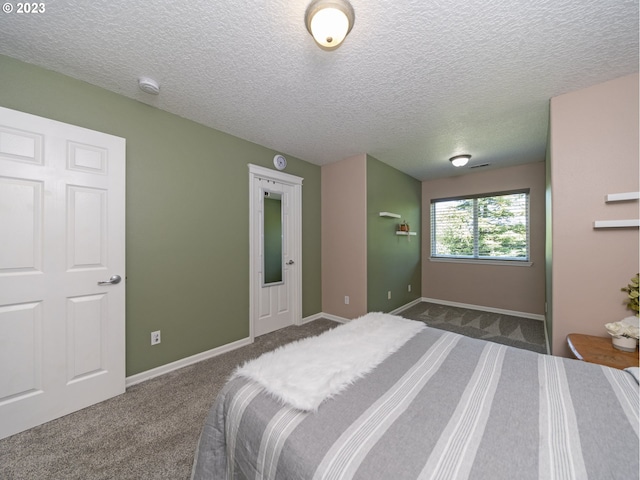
left=605, top=192, right=640, bottom=203
left=378, top=212, right=416, bottom=235
left=593, top=219, right=640, bottom=229
left=594, top=191, right=640, bottom=228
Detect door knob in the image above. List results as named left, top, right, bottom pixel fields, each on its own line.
left=98, top=275, right=122, bottom=286
left=286, top=260, right=295, bottom=265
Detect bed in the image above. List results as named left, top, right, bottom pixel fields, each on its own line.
left=191, top=313, right=639, bottom=480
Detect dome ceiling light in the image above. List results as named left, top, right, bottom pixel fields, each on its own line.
left=449, top=154, right=471, bottom=167
left=305, top=0, right=355, bottom=51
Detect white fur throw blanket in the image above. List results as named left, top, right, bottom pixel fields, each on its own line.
left=233, top=312, right=425, bottom=411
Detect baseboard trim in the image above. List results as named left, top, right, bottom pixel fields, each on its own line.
left=390, top=298, right=424, bottom=316
left=300, top=313, right=325, bottom=325
left=543, top=318, right=551, bottom=354
left=308, top=300, right=425, bottom=325
left=301, top=312, right=348, bottom=324
left=319, top=313, right=350, bottom=323
left=125, top=336, right=253, bottom=388
left=419, top=297, right=546, bottom=322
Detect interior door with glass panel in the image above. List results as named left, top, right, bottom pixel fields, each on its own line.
left=249, top=165, right=302, bottom=337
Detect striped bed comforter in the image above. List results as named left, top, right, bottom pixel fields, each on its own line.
left=191, top=326, right=639, bottom=480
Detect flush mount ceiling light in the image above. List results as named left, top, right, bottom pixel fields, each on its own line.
left=305, top=0, right=355, bottom=50
left=449, top=154, right=471, bottom=167
left=138, top=77, right=160, bottom=95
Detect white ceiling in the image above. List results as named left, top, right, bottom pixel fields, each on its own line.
left=0, top=0, right=638, bottom=180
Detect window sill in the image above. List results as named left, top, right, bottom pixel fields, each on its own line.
left=429, top=257, right=533, bottom=267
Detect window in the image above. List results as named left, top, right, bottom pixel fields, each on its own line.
left=430, top=190, right=530, bottom=262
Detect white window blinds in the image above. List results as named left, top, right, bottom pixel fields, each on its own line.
left=431, top=190, right=530, bottom=261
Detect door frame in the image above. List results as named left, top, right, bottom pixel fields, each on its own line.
left=248, top=164, right=303, bottom=340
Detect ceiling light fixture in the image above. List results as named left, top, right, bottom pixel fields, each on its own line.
left=138, top=77, right=160, bottom=95
left=305, top=0, right=355, bottom=51
left=449, top=154, right=471, bottom=167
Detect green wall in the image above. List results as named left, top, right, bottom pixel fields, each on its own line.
left=0, top=55, right=322, bottom=376
left=366, top=155, right=422, bottom=312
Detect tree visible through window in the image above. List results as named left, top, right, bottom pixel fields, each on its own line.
left=431, top=190, right=529, bottom=261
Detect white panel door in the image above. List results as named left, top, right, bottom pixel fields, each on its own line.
left=0, top=107, right=125, bottom=440
left=249, top=165, right=302, bottom=337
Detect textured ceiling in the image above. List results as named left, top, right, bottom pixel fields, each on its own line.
left=0, top=0, right=638, bottom=179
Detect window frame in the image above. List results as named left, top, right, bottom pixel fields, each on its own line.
left=429, top=189, right=531, bottom=265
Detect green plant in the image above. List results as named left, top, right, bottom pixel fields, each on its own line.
left=621, top=273, right=639, bottom=317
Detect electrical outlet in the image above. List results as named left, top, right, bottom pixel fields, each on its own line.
left=344, top=296, right=350, bottom=305
left=408, top=284, right=412, bottom=292
left=388, top=291, right=391, bottom=300
left=151, top=330, right=161, bottom=345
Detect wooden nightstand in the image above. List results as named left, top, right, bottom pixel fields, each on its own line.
left=567, top=334, right=639, bottom=370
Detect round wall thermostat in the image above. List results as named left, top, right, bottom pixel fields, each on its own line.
left=273, top=154, right=287, bottom=170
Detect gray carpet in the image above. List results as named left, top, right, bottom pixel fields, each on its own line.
left=0, top=319, right=337, bottom=480
left=399, top=302, right=547, bottom=354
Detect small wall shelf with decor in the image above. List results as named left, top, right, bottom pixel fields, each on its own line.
left=396, top=231, right=417, bottom=236
left=593, top=191, right=639, bottom=229
left=379, top=212, right=401, bottom=218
